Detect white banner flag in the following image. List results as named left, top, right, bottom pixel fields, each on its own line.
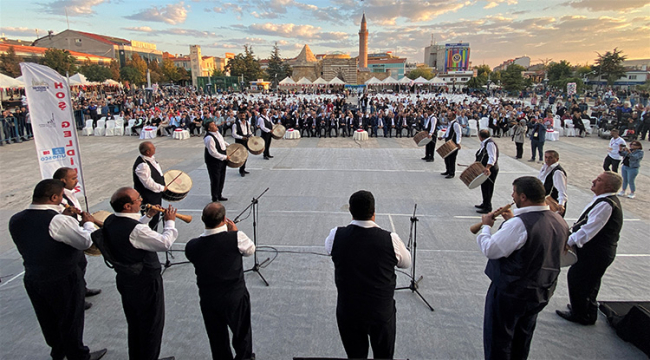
left=20, top=63, right=86, bottom=195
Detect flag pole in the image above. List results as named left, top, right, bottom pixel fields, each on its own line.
left=65, top=71, right=90, bottom=212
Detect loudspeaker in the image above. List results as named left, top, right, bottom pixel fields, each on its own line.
left=600, top=301, right=650, bottom=357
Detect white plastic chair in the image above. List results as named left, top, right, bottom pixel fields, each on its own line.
left=114, top=119, right=124, bottom=136
left=478, top=117, right=489, bottom=130
left=564, top=119, right=576, bottom=137
left=553, top=118, right=564, bottom=136
left=468, top=119, right=478, bottom=137
left=124, top=119, right=137, bottom=136
left=82, top=120, right=94, bottom=136
left=104, top=120, right=116, bottom=136
left=94, top=119, right=106, bottom=136
left=582, top=119, right=593, bottom=135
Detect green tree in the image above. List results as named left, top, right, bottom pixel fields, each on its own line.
left=0, top=46, right=22, bottom=77
left=123, top=53, right=147, bottom=85
left=575, top=65, right=592, bottom=80
left=79, top=62, right=112, bottom=82
left=500, top=64, right=526, bottom=92
left=176, top=67, right=190, bottom=83
left=547, top=60, right=572, bottom=82
left=109, top=60, right=121, bottom=81
left=475, top=64, right=492, bottom=78
left=266, top=43, right=286, bottom=87
left=593, top=48, right=627, bottom=85
left=227, top=45, right=266, bottom=84
left=162, top=59, right=180, bottom=83
left=466, top=77, right=483, bottom=90
left=147, top=60, right=163, bottom=85
left=120, top=66, right=143, bottom=85
left=212, top=69, right=225, bottom=77
left=407, top=67, right=434, bottom=80
left=41, top=48, right=77, bottom=75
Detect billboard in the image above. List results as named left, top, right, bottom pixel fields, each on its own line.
left=444, top=43, right=470, bottom=73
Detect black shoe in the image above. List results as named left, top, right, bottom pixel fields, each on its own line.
left=422, top=157, right=428, bottom=160
left=267, top=155, right=274, bottom=158
left=84, top=301, right=92, bottom=310
left=218, top=197, right=228, bottom=201
left=445, top=174, right=455, bottom=179
left=555, top=310, right=595, bottom=325
left=89, top=349, right=107, bottom=360
left=158, top=357, right=175, bottom=360
left=527, top=158, right=536, bottom=162
left=440, top=172, right=449, bottom=176
left=264, top=156, right=270, bottom=160
left=475, top=204, right=486, bottom=209
left=426, top=159, right=434, bottom=162
left=476, top=208, right=491, bottom=214
left=85, top=288, right=101, bottom=297
left=243, top=171, right=250, bottom=174
left=240, top=173, right=245, bottom=177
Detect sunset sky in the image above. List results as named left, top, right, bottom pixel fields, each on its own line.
left=1, top=0, right=649, bottom=68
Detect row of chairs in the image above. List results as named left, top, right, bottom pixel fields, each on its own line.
left=82, top=117, right=142, bottom=137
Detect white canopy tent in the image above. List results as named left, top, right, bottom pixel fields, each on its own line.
left=69, top=73, right=92, bottom=85
left=381, top=77, right=398, bottom=85
left=102, top=79, right=122, bottom=86
left=412, top=76, right=429, bottom=85
left=328, top=77, right=345, bottom=85
left=296, top=77, right=312, bottom=85
left=364, top=77, right=382, bottom=85
left=398, top=76, right=412, bottom=85
left=312, top=77, right=328, bottom=85
left=429, top=77, right=446, bottom=86
left=279, top=77, right=296, bottom=86
left=0, top=73, right=24, bottom=88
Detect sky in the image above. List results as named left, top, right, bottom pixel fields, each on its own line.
left=1, top=0, right=649, bottom=68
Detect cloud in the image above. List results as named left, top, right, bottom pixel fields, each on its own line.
left=122, top=26, right=220, bottom=38
left=40, top=0, right=107, bottom=16
left=562, top=0, right=649, bottom=12
left=243, top=22, right=350, bottom=41
left=125, top=2, right=189, bottom=25
left=124, top=26, right=154, bottom=32
left=213, top=3, right=243, bottom=16
left=0, top=27, right=46, bottom=37
left=361, top=0, right=468, bottom=25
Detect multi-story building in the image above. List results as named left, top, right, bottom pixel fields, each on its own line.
left=367, top=57, right=407, bottom=79
left=493, top=56, right=531, bottom=72
left=424, top=44, right=445, bottom=71
left=0, top=42, right=113, bottom=66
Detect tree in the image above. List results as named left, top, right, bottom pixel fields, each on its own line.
left=407, top=67, right=434, bottom=80
left=109, top=60, right=121, bottom=81
left=593, top=48, right=627, bottom=85
left=176, top=67, right=190, bottom=83
left=212, top=69, right=225, bottom=77
left=123, top=53, right=147, bottom=85
left=466, top=77, right=483, bottom=90
left=226, top=45, right=265, bottom=84
left=575, top=65, right=592, bottom=80
left=266, top=43, right=286, bottom=87
left=41, top=48, right=77, bottom=75
left=475, top=64, right=492, bottom=78
left=0, top=46, right=22, bottom=77
left=162, top=59, right=180, bottom=83
left=547, top=60, right=572, bottom=82
left=500, top=64, right=526, bottom=92
left=79, top=63, right=112, bottom=82
left=120, top=66, right=143, bottom=85
left=147, top=60, right=163, bottom=85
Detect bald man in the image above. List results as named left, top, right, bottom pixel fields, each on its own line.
left=185, top=203, right=255, bottom=360
left=133, top=141, right=167, bottom=230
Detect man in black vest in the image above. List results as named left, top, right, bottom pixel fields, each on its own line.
left=476, top=129, right=499, bottom=214
left=556, top=171, right=623, bottom=325
left=257, top=107, right=274, bottom=159
left=441, top=111, right=463, bottom=178
left=103, top=187, right=178, bottom=360
left=133, top=141, right=166, bottom=230
left=9, top=179, right=107, bottom=360
left=325, top=190, right=411, bottom=359
left=232, top=111, right=252, bottom=177
left=185, top=202, right=256, bottom=360
left=204, top=121, right=230, bottom=202
left=53, top=167, right=102, bottom=310
left=537, top=150, right=568, bottom=217
left=422, top=108, right=437, bottom=162
left=477, top=176, right=569, bottom=360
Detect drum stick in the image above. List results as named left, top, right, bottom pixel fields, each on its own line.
left=457, top=163, right=470, bottom=167
left=469, top=202, right=515, bottom=234
left=165, top=172, right=184, bottom=187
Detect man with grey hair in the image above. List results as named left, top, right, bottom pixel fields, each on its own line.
left=556, top=171, right=623, bottom=325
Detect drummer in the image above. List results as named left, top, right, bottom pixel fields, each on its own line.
left=133, top=141, right=167, bottom=230
left=232, top=111, right=252, bottom=177
left=204, top=120, right=230, bottom=202
left=441, top=111, right=462, bottom=179
left=257, top=107, right=274, bottom=160
left=475, top=129, right=499, bottom=214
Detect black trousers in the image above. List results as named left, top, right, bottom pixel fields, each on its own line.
left=603, top=155, right=621, bottom=173
left=483, top=283, right=547, bottom=360
left=261, top=131, right=272, bottom=157
left=116, top=272, right=165, bottom=360
left=199, top=288, right=253, bottom=360
left=567, top=251, right=615, bottom=324
left=444, top=147, right=458, bottom=175
left=515, top=142, right=524, bottom=159
left=480, top=167, right=499, bottom=210
left=235, top=139, right=248, bottom=174
left=206, top=159, right=227, bottom=201
left=336, top=304, right=396, bottom=359
left=425, top=137, right=437, bottom=160
left=25, top=268, right=89, bottom=360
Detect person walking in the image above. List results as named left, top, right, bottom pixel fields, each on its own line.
left=617, top=140, right=644, bottom=199
left=512, top=119, right=527, bottom=159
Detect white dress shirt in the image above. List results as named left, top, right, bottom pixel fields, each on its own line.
left=62, top=188, right=83, bottom=210
left=257, top=115, right=272, bottom=133
left=425, top=115, right=437, bottom=135
left=200, top=224, right=256, bottom=256
left=231, top=121, right=250, bottom=140
left=204, top=131, right=229, bottom=161
left=568, top=193, right=616, bottom=248
left=445, top=120, right=462, bottom=144
left=325, top=220, right=411, bottom=268
left=608, top=137, right=627, bottom=160
left=478, top=138, right=498, bottom=166
left=537, top=162, right=568, bottom=205
left=29, top=204, right=94, bottom=250
left=114, top=212, right=178, bottom=252
left=134, top=155, right=165, bottom=193
left=477, top=205, right=550, bottom=259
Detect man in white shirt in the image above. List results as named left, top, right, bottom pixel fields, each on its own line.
left=325, top=190, right=411, bottom=359
left=537, top=150, right=568, bottom=217
left=133, top=142, right=166, bottom=230
left=603, top=129, right=626, bottom=173
left=257, top=107, right=274, bottom=160
left=185, top=202, right=256, bottom=360
left=477, top=176, right=568, bottom=360
left=204, top=121, right=230, bottom=202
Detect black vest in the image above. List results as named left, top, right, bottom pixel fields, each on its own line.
left=572, top=195, right=622, bottom=260
left=102, top=214, right=161, bottom=275
left=9, top=209, right=85, bottom=281
left=485, top=210, right=567, bottom=302
left=204, top=133, right=226, bottom=165
left=446, top=120, right=458, bottom=143
left=185, top=231, right=245, bottom=291
left=331, top=225, right=397, bottom=319
left=261, top=116, right=273, bottom=132
left=235, top=121, right=250, bottom=138
left=133, top=156, right=164, bottom=204
left=543, top=164, right=566, bottom=201
left=476, top=138, right=499, bottom=170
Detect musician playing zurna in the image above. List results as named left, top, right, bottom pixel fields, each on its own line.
left=102, top=187, right=178, bottom=360
left=477, top=176, right=569, bottom=360
left=133, top=141, right=166, bottom=230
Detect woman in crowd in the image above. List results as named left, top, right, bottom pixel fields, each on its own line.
left=618, top=140, right=644, bottom=199
left=512, top=119, right=527, bottom=159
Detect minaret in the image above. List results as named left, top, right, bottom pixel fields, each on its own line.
left=358, top=13, right=368, bottom=68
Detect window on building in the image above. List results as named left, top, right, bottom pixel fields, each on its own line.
left=75, top=38, right=82, bottom=46
left=629, top=75, right=637, bottom=80
left=461, top=78, right=468, bottom=81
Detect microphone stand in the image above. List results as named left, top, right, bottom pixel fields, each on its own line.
left=144, top=204, right=189, bottom=275
left=396, top=204, right=434, bottom=311
left=233, top=187, right=270, bottom=286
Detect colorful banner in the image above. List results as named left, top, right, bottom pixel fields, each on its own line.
left=444, top=43, right=470, bottom=72
left=567, top=82, right=577, bottom=96
left=20, top=63, right=86, bottom=195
